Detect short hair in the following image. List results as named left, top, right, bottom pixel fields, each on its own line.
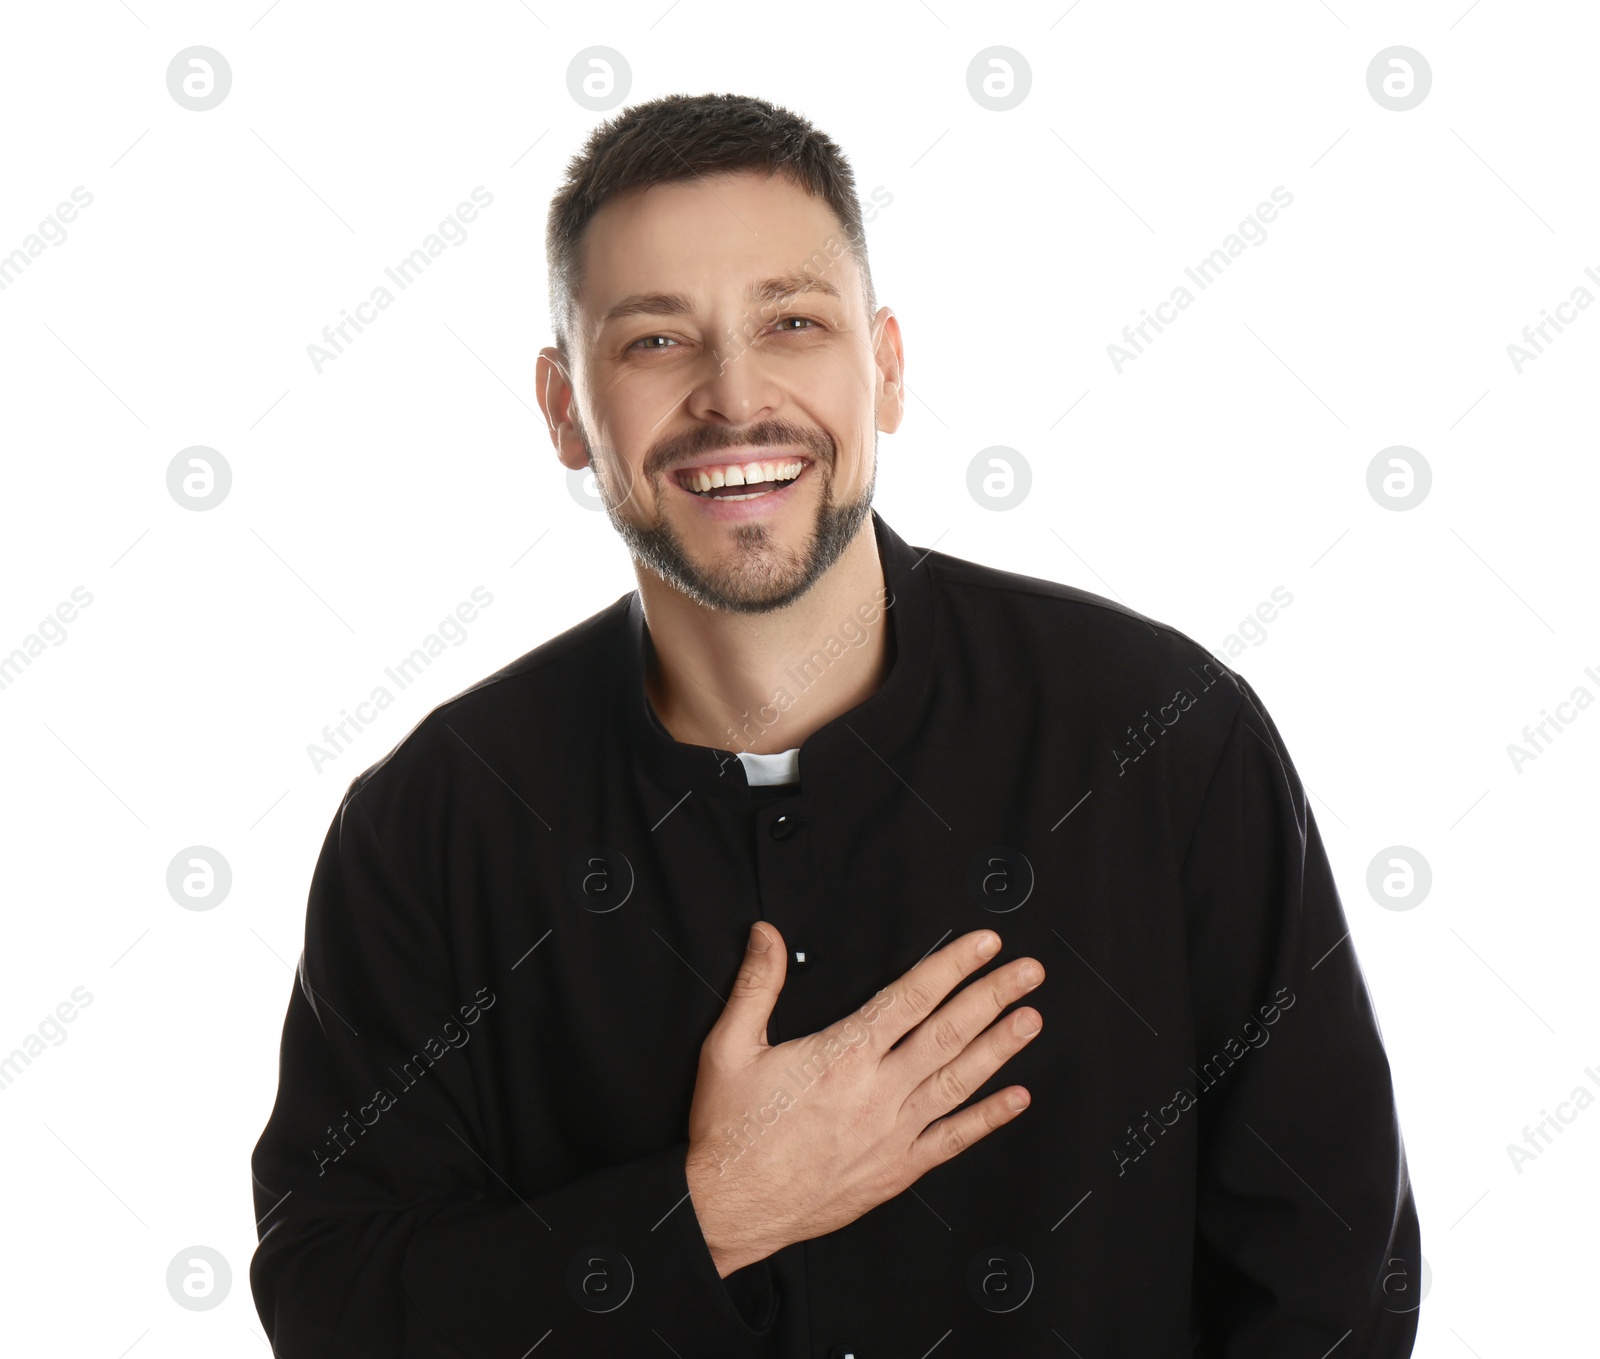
left=545, top=92, right=877, bottom=356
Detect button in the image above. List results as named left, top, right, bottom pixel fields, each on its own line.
left=791, top=948, right=811, bottom=972
left=770, top=812, right=798, bottom=840
left=827, top=1346, right=858, bottom=1359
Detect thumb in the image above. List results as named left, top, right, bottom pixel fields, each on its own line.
left=716, top=919, right=787, bottom=1051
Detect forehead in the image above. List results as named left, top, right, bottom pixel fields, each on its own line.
left=575, top=169, right=862, bottom=318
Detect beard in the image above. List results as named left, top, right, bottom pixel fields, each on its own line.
left=580, top=412, right=876, bottom=616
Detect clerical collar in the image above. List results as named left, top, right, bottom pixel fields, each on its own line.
left=620, top=508, right=938, bottom=800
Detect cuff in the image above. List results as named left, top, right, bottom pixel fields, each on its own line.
left=401, top=1140, right=779, bottom=1357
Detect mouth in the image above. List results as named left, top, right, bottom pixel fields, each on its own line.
left=672, top=453, right=814, bottom=502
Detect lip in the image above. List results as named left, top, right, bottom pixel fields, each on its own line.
left=670, top=453, right=814, bottom=521
left=669, top=447, right=816, bottom=478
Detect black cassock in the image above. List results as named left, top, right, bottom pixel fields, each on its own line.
left=250, top=510, right=1421, bottom=1357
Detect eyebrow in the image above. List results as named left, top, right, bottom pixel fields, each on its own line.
left=600, top=272, right=842, bottom=323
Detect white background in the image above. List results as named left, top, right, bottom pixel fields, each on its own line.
left=0, top=1, right=1595, bottom=1354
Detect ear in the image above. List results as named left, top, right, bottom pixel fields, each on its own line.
left=536, top=345, right=590, bottom=470
left=871, top=308, right=905, bottom=435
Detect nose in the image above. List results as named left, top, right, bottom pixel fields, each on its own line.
left=682, top=335, right=784, bottom=428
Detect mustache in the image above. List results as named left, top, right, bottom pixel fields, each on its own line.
left=646, top=418, right=833, bottom=478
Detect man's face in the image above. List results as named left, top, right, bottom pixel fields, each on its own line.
left=536, top=169, right=904, bottom=615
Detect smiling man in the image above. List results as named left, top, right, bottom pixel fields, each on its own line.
left=251, top=94, right=1421, bottom=1358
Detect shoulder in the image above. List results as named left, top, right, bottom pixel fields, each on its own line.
left=920, top=544, right=1247, bottom=709
left=343, top=591, right=632, bottom=816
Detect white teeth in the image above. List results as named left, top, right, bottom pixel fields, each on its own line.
left=684, top=459, right=806, bottom=493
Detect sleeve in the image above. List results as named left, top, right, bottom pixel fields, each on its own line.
left=1178, top=672, right=1421, bottom=1358
left=249, top=774, right=779, bottom=1358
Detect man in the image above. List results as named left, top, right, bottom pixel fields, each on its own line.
left=250, top=93, right=1421, bottom=1357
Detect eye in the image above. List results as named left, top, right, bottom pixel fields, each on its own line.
left=773, top=316, right=820, bottom=332
left=628, top=334, right=678, bottom=352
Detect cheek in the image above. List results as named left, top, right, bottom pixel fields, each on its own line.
left=595, top=364, right=664, bottom=418
left=589, top=371, right=676, bottom=452
left=796, top=350, right=876, bottom=428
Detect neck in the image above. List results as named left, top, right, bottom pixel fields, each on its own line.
left=638, top=519, right=890, bottom=756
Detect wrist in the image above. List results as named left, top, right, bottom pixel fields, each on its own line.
left=685, top=1145, right=769, bottom=1278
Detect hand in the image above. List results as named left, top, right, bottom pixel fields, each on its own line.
left=684, top=921, right=1044, bottom=1277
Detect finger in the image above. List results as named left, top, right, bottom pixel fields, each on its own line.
left=885, top=954, right=1043, bottom=1087
left=706, top=920, right=787, bottom=1057
left=857, top=929, right=1006, bottom=1055
left=900, top=1000, right=1042, bottom=1128
left=906, top=1084, right=1032, bottom=1180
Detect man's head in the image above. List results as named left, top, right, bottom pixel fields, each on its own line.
left=535, top=93, right=904, bottom=615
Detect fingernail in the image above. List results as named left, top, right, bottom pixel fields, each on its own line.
left=976, top=932, right=1001, bottom=958
left=747, top=923, right=770, bottom=953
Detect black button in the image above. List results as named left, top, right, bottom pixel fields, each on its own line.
left=827, top=1346, right=857, bottom=1359
left=770, top=813, right=798, bottom=840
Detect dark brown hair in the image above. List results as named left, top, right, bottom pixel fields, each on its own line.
left=545, top=92, right=877, bottom=355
